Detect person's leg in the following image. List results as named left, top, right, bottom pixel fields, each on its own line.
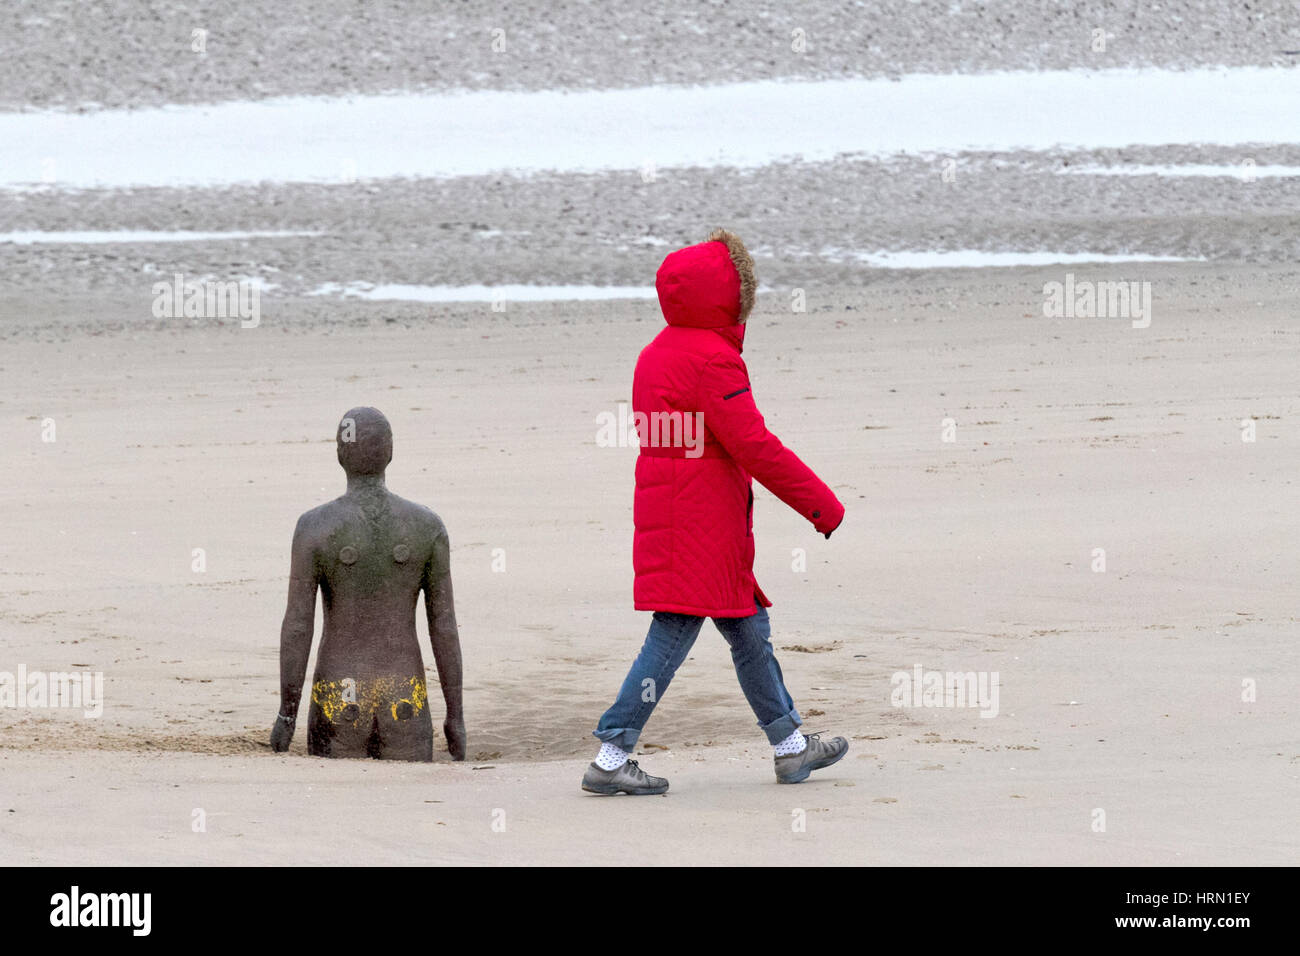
left=592, top=610, right=705, bottom=753
left=715, top=601, right=850, bottom=782
left=712, top=601, right=802, bottom=746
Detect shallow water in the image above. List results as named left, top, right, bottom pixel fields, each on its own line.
left=1059, top=164, right=1300, bottom=178
left=309, top=250, right=1199, bottom=301
left=3, top=67, right=1295, bottom=188
left=0, top=230, right=319, bottom=244
left=308, top=282, right=659, bottom=302
left=834, top=250, right=1202, bottom=268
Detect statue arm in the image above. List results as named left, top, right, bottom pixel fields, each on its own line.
left=424, top=528, right=465, bottom=759
left=273, top=515, right=318, bottom=749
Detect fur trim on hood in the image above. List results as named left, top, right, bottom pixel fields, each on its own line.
left=707, top=228, right=756, bottom=323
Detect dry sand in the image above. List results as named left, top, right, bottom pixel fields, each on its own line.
left=2, top=264, right=1297, bottom=864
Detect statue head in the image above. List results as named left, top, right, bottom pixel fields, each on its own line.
left=336, top=407, right=393, bottom=477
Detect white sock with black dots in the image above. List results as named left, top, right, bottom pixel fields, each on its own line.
left=595, top=741, right=630, bottom=771
left=774, top=729, right=807, bottom=756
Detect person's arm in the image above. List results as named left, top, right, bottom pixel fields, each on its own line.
left=272, top=515, right=318, bottom=751
left=423, top=525, right=465, bottom=760
left=699, top=353, right=845, bottom=537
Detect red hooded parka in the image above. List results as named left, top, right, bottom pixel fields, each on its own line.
left=632, top=238, right=845, bottom=618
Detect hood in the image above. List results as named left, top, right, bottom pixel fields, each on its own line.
left=654, top=231, right=756, bottom=350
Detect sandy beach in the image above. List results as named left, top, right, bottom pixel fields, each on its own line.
left=1, top=0, right=1298, bottom=869
left=1, top=263, right=1296, bottom=864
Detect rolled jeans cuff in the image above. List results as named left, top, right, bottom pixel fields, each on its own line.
left=758, top=707, right=802, bottom=745
left=592, top=727, right=640, bottom=753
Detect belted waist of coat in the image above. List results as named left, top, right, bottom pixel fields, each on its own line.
left=638, top=443, right=729, bottom=459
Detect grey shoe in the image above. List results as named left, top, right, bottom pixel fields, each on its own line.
left=581, top=758, right=670, bottom=795
left=774, top=732, right=849, bottom=784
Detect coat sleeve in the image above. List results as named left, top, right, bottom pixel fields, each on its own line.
left=699, top=353, right=845, bottom=535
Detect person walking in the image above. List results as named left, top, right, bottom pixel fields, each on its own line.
left=583, top=229, right=847, bottom=795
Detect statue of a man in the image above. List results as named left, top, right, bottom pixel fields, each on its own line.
left=271, top=407, right=465, bottom=761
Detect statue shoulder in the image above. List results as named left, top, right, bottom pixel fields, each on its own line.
left=292, top=500, right=346, bottom=544
left=389, top=495, right=449, bottom=541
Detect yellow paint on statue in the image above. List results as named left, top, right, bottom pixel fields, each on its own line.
left=311, top=676, right=427, bottom=722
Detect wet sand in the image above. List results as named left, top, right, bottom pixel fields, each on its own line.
left=5, top=145, right=1300, bottom=298
left=4, top=0, right=1297, bottom=110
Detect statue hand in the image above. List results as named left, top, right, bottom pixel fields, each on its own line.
left=270, top=713, right=295, bottom=752
left=443, top=716, right=466, bottom=761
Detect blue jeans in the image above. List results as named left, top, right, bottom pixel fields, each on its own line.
left=593, top=601, right=802, bottom=751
